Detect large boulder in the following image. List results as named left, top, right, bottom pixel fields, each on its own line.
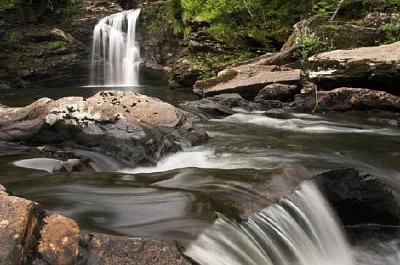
left=314, top=168, right=400, bottom=226
left=0, top=91, right=208, bottom=167
left=291, top=87, right=400, bottom=112
left=308, top=41, right=400, bottom=94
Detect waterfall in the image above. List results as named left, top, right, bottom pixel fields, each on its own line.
left=185, top=181, right=355, bottom=265
left=91, top=9, right=141, bottom=86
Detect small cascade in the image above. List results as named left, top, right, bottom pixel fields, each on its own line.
left=185, top=181, right=355, bottom=265
left=91, top=9, right=141, bottom=86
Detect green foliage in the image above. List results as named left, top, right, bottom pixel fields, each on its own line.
left=166, top=0, right=314, bottom=49
left=0, top=0, right=19, bottom=9
left=319, top=23, right=342, bottom=36
left=293, top=29, right=335, bottom=60
left=312, top=0, right=338, bottom=18
left=378, top=18, right=400, bottom=44
left=60, top=1, right=83, bottom=17
left=47, top=40, right=67, bottom=49
left=0, top=19, right=7, bottom=27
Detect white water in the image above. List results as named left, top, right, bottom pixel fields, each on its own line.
left=91, top=9, right=141, bottom=86
left=185, top=181, right=355, bottom=265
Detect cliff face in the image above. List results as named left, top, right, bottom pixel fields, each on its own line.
left=0, top=0, right=121, bottom=89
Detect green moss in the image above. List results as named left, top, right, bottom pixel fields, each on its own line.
left=293, top=29, right=335, bottom=60
left=188, top=51, right=255, bottom=79
left=0, top=19, right=7, bottom=27
left=46, top=40, right=67, bottom=49
left=378, top=17, right=400, bottom=44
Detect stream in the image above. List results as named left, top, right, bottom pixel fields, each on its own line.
left=1, top=84, right=400, bottom=264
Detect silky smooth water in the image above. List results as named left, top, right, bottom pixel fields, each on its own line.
left=1, top=85, right=400, bottom=264
left=91, top=9, right=141, bottom=86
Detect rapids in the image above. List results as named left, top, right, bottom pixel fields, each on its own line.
left=1, top=85, right=400, bottom=264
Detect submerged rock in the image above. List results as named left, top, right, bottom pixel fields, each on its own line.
left=0, top=91, right=208, bottom=167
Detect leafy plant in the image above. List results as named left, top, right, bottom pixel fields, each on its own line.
left=378, top=17, right=400, bottom=44
left=293, top=29, right=335, bottom=60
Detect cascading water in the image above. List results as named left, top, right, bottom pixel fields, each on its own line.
left=91, top=9, right=141, bottom=86
left=185, top=181, right=355, bottom=265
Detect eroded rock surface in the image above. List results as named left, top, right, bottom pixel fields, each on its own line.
left=0, top=91, right=208, bottom=167
left=308, top=41, right=400, bottom=92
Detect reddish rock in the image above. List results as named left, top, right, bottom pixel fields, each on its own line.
left=84, top=232, right=192, bottom=265
left=37, top=214, right=80, bottom=265
left=0, top=186, right=41, bottom=265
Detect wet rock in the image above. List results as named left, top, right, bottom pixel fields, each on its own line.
left=210, top=93, right=255, bottom=109
left=37, top=214, right=80, bottom=265
left=0, top=187, right=42, bottom=265
left=255, top=83, right=299, bottom=102
left=314, top=168, right=400, bottom=226
left=194, top=65, right=301, bottom=98
left=254, top=99, right=283, bottom=111
left=184, top=98, right=234, bottom=117
left=83, top=232, right=191, bottom=265
left=0, top=91, right=208, bottom=167
left=184, top=93, right=261, bottom=117
left=291, top=87, right=400, bottom=112
left=308, top=41, right=400, bottom=93
left=264, top=109, right=294, bottom=119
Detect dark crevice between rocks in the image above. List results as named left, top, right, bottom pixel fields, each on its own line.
left=23, top=206, right=47, bottom=265
left=76, top=231, right=93, bottom=265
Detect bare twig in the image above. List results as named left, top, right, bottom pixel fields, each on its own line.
left=242, top=0, right=254, bottom=18
left=312, top=85, right=319, bottom=112
left=329, top=0, right=345, bottom=21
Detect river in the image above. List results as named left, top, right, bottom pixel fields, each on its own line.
left=1, top=84, right=400, bottom=264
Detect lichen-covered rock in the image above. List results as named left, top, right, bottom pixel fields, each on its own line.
left=37, top=214, right=80, bottom=265
left=0, top=91, right=208, bottom=167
